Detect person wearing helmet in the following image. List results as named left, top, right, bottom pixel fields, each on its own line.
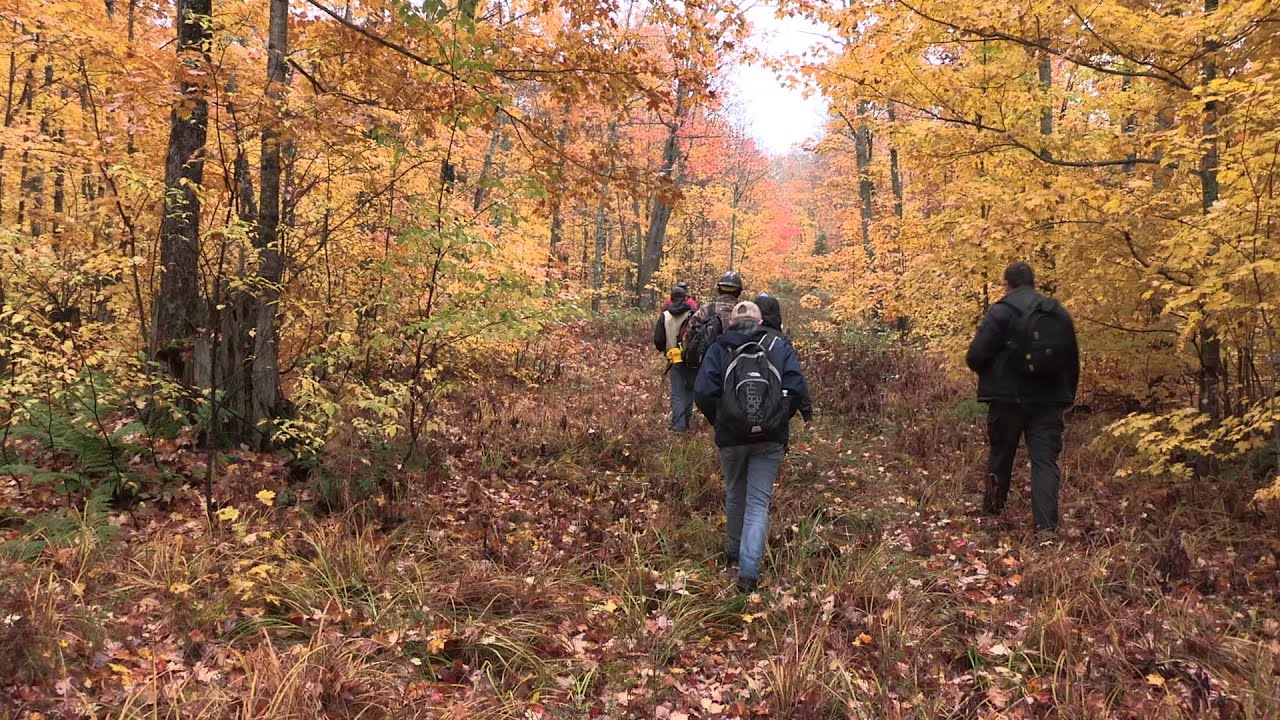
left=695, top=271, right=744, bottom=333
left=681, top=271, right=745, bottom=371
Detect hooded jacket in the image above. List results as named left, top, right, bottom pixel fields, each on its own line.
left=965, top=286, right=1080, bottom=406
left=694, top=320, right=810, bottom=447
left=751, top=295, right=812, bottom=422
left=755, top=295, right=783, bottom=332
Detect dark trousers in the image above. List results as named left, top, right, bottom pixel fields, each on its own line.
left=984, top=402, right=1065, bottom=531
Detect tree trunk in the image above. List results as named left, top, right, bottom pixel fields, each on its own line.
left=151, top=0, right=212, bottom=387
left=886, top=103, right=905, bottom=272
left=1121, top=74, right=1137, bottom=174
left=636, top=81, right=686, bottom=307
left=887, top=104, right=904, bottom=222
left=249, top=0, right=289, bottom=448
left=854, top=99, right=875, bottom=269
left=473, top=116, right=503, bottom=212
left=591, top=122, right=617, bottom=313
left=211, top=75, right=258, bottom=444
left=728, top=191, right=738, bottom=270
left=545, top=114, right=568, bottom=291
left=1198, top=0, right=1222, bottom=424
left=1038, top=42, right=1053, bottom=161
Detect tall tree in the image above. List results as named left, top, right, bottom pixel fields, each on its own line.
left=151, top=0, right=212, bottom=386
left=249, top=0, right=290, bottom=447
left=636, top=80, right=686, bottom=307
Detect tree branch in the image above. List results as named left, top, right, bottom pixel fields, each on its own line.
left=893, top=0, right=1193, bottom=90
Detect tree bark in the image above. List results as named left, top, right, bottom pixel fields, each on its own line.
left=545, top=114, right=568, bottom=290
left=249, top=0, right=289, bottom=448
left=1198, top=0, right=1222, bottom=424
left=473, top=116, right=503, bottom=212
left=1038, top=42, right=1053, bottom=161
left=853, top=99, right=875, bottom=269
left=636, top=80, right=686, bottom=308
left=887, top=104, right=904, bottom=222
left=591, top=122, right=617, bottom=313
left=150, top=0, right=212, bottom=387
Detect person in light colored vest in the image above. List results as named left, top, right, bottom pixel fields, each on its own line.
left=653, top=284, right=697, bottom=431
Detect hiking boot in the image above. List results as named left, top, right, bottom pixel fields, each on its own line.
left=722, top=551, right=738, bottom=568
left=736, top=576, right=759, bottom=594
left=982, top=474, right=1006, bottom=515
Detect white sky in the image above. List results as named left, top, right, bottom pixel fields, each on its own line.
left=727, top=4, right=831, bottom=156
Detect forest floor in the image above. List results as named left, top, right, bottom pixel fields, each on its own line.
left=2, top=316, right=1279, bottom=719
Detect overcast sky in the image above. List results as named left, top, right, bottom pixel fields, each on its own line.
left=727, top=5, right=831, bottom=157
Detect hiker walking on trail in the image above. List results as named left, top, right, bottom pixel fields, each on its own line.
left=695, top=301, right=811, bottom=592
left=966, top=262, right=1080, bottom=534
left=663, top=282, right=698, bottom=312
left=654, top=284, right=698, bottom=432
left=755, top=293, right=784, bottom=333
left=681, top=271, right=744, bottom=371
left=755, top=293, right=812, bottom=426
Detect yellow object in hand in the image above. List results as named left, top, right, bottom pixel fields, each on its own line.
left=666, top=347, right=683, bottom=364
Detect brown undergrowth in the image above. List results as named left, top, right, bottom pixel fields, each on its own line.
left=1, top=314, right=1278, bottom=719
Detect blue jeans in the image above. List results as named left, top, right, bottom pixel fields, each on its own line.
left=719, top=441, right=784, bottom=581
left=669, top=368, right=694, bottom=431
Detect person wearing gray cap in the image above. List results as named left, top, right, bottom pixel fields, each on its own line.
left=694, top=301, right=811, bottom=593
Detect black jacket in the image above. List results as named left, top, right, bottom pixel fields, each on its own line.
left=755, top=295, right=784, bottom=332
left=965, top=286, right=1080, bottom=406
left=694, top=321, right=811, bottom=447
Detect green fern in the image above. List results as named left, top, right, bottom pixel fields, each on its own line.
left=0, top=486, right=119, bottom=561
left=5, top=370, right=147, bottom=500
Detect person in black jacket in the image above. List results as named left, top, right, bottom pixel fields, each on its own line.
left=755, top=293, right=813, bottom=425
left=695, top=301, right=811, bottom=592
left=654, top=285, right=697, bottom=431
left=755, top=293, right=784, bottom=333
left=965, top=263, right=1080, bottom=533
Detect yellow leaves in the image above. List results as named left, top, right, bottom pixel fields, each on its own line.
left=1145, top=672, right=1166, bottom=687
left=427, top=629, right=450, bottom=654
left=853, top=632, right=874, bottom=646
left=215, top=506, right=240, bottom=523
left=1252, top=476, right=1280, bottom=505
left=255, top=489, right=276, bottom=506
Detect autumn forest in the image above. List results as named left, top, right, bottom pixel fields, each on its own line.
left=2, top=0, right=1280, bottom=717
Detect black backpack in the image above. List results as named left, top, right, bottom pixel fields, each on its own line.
left=682, top=303, right=732, bottom=368
left=719, top=336, right=790, bottom=441
left=1008, top=298, right=1073, bottom=377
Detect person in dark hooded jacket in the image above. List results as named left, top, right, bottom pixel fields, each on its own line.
left=966, top=262, right=1079, bottom=533
left=755, top=293, right=784, bottom=333
left=754, top=294, right=813, bottom=425
left=655, top=285, right=698, bottom=431
left=695, top=301, right=810, bottom=592
left=663, top=282, right=698, bottom=312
